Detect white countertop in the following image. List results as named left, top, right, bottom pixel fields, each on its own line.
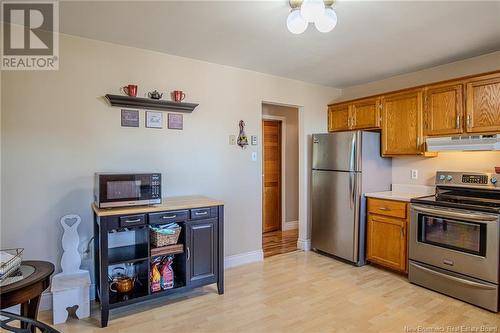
left=364, top=184, right=435, bottom=202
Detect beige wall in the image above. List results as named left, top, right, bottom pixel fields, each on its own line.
left=1, top=34, right=341, bottom=273
left=262, top=104, right=299, bottom=225
left=337, top=51, right=500, bottom=184
left=339, top=51, right=500, bottom=101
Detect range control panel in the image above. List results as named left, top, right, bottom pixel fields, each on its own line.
left=436, top=171, right=498, bottom=189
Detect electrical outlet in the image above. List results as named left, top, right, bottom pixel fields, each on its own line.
left=411, top=169, right=418, bottom=180
left=229, top=135, right=236, bottom=145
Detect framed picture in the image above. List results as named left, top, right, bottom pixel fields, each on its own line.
left=146, top=111, right=163, bottom=129
left=168, top=113, right=183, bottom=130
left=121, top=109, right=139, bottom=127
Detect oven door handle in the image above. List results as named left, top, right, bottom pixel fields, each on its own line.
left=412, top=205, right=498, bottom=222
left=410, top=262, right=497, bottom=290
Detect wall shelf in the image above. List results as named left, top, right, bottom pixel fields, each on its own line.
left=105, top=94, right=198, bottom=113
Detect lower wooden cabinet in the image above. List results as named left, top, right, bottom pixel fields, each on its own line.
left=367, top=198, right=408, bottom=273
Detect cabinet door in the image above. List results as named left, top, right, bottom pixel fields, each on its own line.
left=424, top=83, right=464, bottom=136
left=328, top=104, right=351, bottom=132
left=381, top=90, right=423, bottom=156
left=367, top=214, right=406, bottom=272
left=187, top=219, right=217, bottom=287
left=466, top=75, right=500, bottom=133
left=351, top=98, right=381, bottom=129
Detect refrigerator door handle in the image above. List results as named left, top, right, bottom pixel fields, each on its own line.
left=349, top=133, right=356, bottom=171
left=349, top=172, right=354, bottom=209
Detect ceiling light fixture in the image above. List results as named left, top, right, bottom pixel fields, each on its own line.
left=287, top=0, right=337, bottom=34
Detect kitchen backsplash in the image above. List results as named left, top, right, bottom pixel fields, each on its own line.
left=392, top=151, right=500, bottom=185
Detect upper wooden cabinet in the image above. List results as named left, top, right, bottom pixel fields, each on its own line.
left=424, top=83, right=464, bottom=136
left=328, top=98, right=381, bottom=132
left=381, top=90, right=423, bottom=156
left=466, top=75, right=500, bottom=133
left=328, top=103, right=350, bottom=132
left=350, top=97, right=381, bottom=130
left=327, top=71, right=500, bottom=155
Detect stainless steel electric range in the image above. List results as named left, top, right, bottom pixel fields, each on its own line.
left=409, top=171, right=500, bottom=312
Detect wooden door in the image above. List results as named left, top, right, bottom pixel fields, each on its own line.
left=351, top=98, right=381, bottom=129
left=262, top=120, right=281, bottom=233
left=424, top=83, right=464, bottom=136
left=187, top=219, right=217, bottom=287
left=328, top=104, right=351, bottom=132
left=367, top=214, right=406, bottom=272
left=381, top=90, right=423, bottom=156
left=466, top=75, right=500, bottom=133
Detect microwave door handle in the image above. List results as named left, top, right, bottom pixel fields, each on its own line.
left=413, top=205, right=498, bottom=222
left=410, top=262, right=496, bottom=290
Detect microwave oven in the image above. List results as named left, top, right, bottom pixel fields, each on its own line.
left=94, top=173, right=161, bottom=208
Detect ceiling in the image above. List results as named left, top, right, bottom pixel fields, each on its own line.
left=59, top=1, right=500, bottom=88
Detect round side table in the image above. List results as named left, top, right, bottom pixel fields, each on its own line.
left=0, top=260, right=54, bottom=329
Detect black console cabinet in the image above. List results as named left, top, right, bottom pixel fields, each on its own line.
left=92, top=197, right=224, bottom=327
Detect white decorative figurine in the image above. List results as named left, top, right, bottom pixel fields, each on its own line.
left=51, top=214, right=91, bottom=324
left=60, top=214, right=83, bottom=274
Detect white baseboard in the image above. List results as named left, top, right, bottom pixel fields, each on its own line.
left=297, top=238, right=311, bottom=251
left=224, top=250, right=264, bottom=269
left=282, top=220, right=298, bottom=231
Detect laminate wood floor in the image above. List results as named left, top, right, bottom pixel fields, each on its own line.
left=262, top=229, right=298, bottom=258
left=38, top=251, right=499, bottom=333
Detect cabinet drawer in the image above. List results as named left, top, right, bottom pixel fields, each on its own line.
left=368, top=198, right=407, bottom=219
left=119, top=214, right=146, bottom=228
left=190, top=207, right=217, bottom=220
left=149, top=210, right=188, bottom=225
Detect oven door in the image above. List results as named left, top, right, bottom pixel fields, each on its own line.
left=410, top=204, right=499, bottom=283
left=98, top=174, right=159, bottom=207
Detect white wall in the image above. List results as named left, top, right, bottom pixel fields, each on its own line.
left=262, top=104, right=299, bottom=224
left=338, top=51, right=500, bottom=183
left=1, top=34, right=340, bottom=276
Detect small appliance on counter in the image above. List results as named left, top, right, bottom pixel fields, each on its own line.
left=311, top=131, right=392, bottom=266
left=94, top=173, right=161, bottom=208
left=409, top=171, right=500, bottom=311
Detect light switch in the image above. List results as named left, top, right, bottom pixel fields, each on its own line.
left=229, top=135, right=236, bottom=145
left=251, top=152, right=257, bottom=161
left=251, top=135, right=258, bottom=145
left=411, top=169, right=418, bottom=179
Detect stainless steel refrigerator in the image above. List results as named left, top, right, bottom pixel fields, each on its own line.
left=311, top=131, right=392, bottom=266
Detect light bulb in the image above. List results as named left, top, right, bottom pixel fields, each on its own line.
left=287, top=9, right=308, bottom=34
left=315, top=7, right=337, bottom=33
left=300, top=0, right=325, bottom=23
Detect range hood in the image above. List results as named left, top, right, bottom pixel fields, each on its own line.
left=426, top=134, right=500, bottom=152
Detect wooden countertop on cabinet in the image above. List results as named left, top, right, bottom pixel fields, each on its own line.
left=93, top=195, right=224, bottom=217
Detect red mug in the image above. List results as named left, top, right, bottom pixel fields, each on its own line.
left=173, top=90, right=186, bottom=102
left=122, top=84, right=138, bottom=97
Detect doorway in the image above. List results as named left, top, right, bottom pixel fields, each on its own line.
left=262, top=104, right=299, bottom=258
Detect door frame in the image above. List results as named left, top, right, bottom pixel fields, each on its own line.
left=262, top=115, right=287, bottom=232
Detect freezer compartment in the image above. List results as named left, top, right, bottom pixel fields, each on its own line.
left=312, top=132, right=360, bottom=171
left=409, top=260, right=498, bottom=312
left=311, top=169, right=361, bottom=263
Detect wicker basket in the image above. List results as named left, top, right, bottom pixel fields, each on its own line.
left=0, top=248, right=23, bottom=280
left=150, top=226, right=181, bottom=247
